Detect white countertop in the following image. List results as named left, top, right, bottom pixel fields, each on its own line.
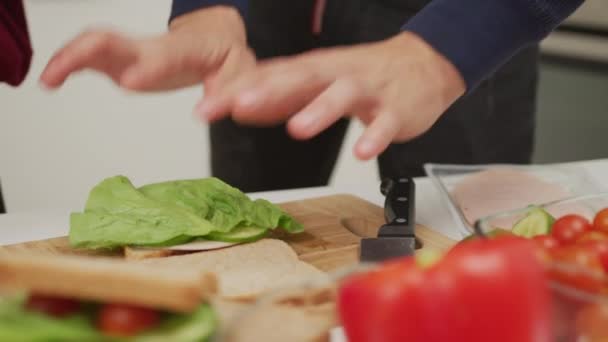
left=2, top=159, right=608, bottom=246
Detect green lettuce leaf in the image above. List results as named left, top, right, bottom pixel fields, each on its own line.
left=0, top=296, right=216, bottom=342
left=70, top=176, right=216, bottom=249
left=0, top=297, right=105, bottom=342
left=139, top=178, right=303, bottom=233
left=69, top=176, right=302, bottom=249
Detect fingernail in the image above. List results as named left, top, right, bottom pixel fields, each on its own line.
left=194, top=100, right=213, bottom=120
left=38, top=79, right=52, bottom=91
left=356, top=139, right=377, bottom=158
left=292, top=113, right=316, bottom=130
left=120, top=70, right=140, bottom=88
left=236, top=91, right=260, bottom=108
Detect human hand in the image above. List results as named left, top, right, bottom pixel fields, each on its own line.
left=194, top=32, right=466, bottom=160
left=40, top=6, right=255, bottom=92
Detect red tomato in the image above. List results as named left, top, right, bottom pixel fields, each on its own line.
left=97, top=303, right=161, bottom=337
left=593, top=208, right=608, bottom=232
left=577, top=231, right=608, bottom=244
left=533, top=235, right=560, bottom=251
left=582, top=240, right=608, bottom=274
left=548, top=242, right=608, bottom=294
left=576, top=303, right=608, bottom=341
left=552, top=215, right=592, bottom=245
left=25, top=294, right=81, bottom=318
left=338, top=236, right=553, bottom=342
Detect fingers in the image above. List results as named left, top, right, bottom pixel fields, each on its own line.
left=287, top=78, right=375, bottom=140
left=118, top=47, right=184, bottom=91
left=204, top=46, right=256, bottom=94
left=193, top=93, right=234, bottom=123
left=196, top=60, right=332, bottom=125
left=354, top=111, right=401, bottom=160
left=40, top=30, right=233, bottom=92
left=193, top=47, right=257, bottom=121
left=40, top=30, right=136, bottom=89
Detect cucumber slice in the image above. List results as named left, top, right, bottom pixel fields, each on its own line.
left=512, top=207, right=555, bottom=238
left=205, top=226, right=267, bottom=243
left=461, top=228, right=514, bottom=243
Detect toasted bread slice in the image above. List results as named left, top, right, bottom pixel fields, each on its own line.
left=0, top=251, right=216, bottom=312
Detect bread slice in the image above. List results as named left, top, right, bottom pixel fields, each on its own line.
left=219, top=285, right=338, bottom=342
left=138, top=239, right=328, bottom=299
left=0, top=251, right=216, bottom=312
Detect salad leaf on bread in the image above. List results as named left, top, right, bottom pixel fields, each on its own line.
left=69, top=176, right=302, bottom=249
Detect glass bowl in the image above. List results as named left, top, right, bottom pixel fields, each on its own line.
left=476, top=192, right=608, bottom=341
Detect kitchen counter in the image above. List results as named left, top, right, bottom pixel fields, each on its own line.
left=1, top=159, right=608, bottom=245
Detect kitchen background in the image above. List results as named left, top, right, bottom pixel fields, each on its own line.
left=1, top=0, right=607, bottom=212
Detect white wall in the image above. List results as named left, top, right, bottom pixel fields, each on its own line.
left=1, top=0, right=376, bottom=212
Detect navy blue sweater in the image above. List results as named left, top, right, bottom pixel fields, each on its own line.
left=170, top=0, right=583, bottom=90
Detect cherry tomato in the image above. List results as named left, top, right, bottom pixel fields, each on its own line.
left=580, top=240, right=608, bottom=274
left=549, top=243, right=608, bottom=294
left=593, top=208, right=608, bottom=232
left=552, top=215, right=592, bottom=245
left=577, top=231, right=608, bottom=244
left=576, top=303, right=608, bottom=341
left=97, top=303, right=161, bottom=337
left=25, top=294, right=81, bottom=318
left=533, top=235, right=560, bottom=251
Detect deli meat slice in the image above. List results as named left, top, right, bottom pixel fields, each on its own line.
left=451, top=168, right=571, bottom=226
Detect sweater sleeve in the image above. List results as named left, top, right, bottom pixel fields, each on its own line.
left=170, top=0, right=248, bottom=21
left=0, top=0, right=32, bottom=87
left=402, top=0, right=584, bottom=90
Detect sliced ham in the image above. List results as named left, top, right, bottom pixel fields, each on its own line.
left=451, top=168, right=571, bottom=227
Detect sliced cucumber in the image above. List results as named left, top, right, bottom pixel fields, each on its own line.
left=512, top=207, right=555, bottom=238
left=205, top=226, right=267, bottom=243
left=461, top=228, right=514, bottom=243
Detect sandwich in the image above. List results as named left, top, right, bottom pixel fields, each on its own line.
left=0, top=251, right=219, bottom=341
left=0, top=250, right=337, bottom=342
left=68, top=176, right=303, bottom=259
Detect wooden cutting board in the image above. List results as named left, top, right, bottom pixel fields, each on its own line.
left=0, top=195, right=456, bottom=272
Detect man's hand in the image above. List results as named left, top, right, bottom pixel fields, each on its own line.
left=194, top=32, right=466, bottom=160
left=40, top=6, right=255, bottom=92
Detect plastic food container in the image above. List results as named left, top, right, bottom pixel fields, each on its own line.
left=424, top=163, right=604, bottom=237
left=476, top=193, right=608, bottom=341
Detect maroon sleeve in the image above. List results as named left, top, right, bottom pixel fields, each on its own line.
left=0, top=1, right=32, bottom=87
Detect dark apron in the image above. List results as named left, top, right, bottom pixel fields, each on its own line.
left=0, top=180, right=6, bottom=214
left=209, top=0, right=539, bottom=192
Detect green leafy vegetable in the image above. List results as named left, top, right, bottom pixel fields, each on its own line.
left=69, top=176, right=302, bottom=249
left=0, top=296, right=216, bottom=342
left=139, top=178, right=302, bottom=233
left=205, top=226, right=268, bottom=243
left=0, top=297, right=105, bottom=342
left=70, top=176, right=216, bottom=249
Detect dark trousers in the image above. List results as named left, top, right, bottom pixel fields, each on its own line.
left=0, top=181, right=5, bottom=214
left=210, top=0, right=539, bottom=192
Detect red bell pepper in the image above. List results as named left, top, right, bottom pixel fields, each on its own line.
left=338, top=236, right=553, bottom=342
